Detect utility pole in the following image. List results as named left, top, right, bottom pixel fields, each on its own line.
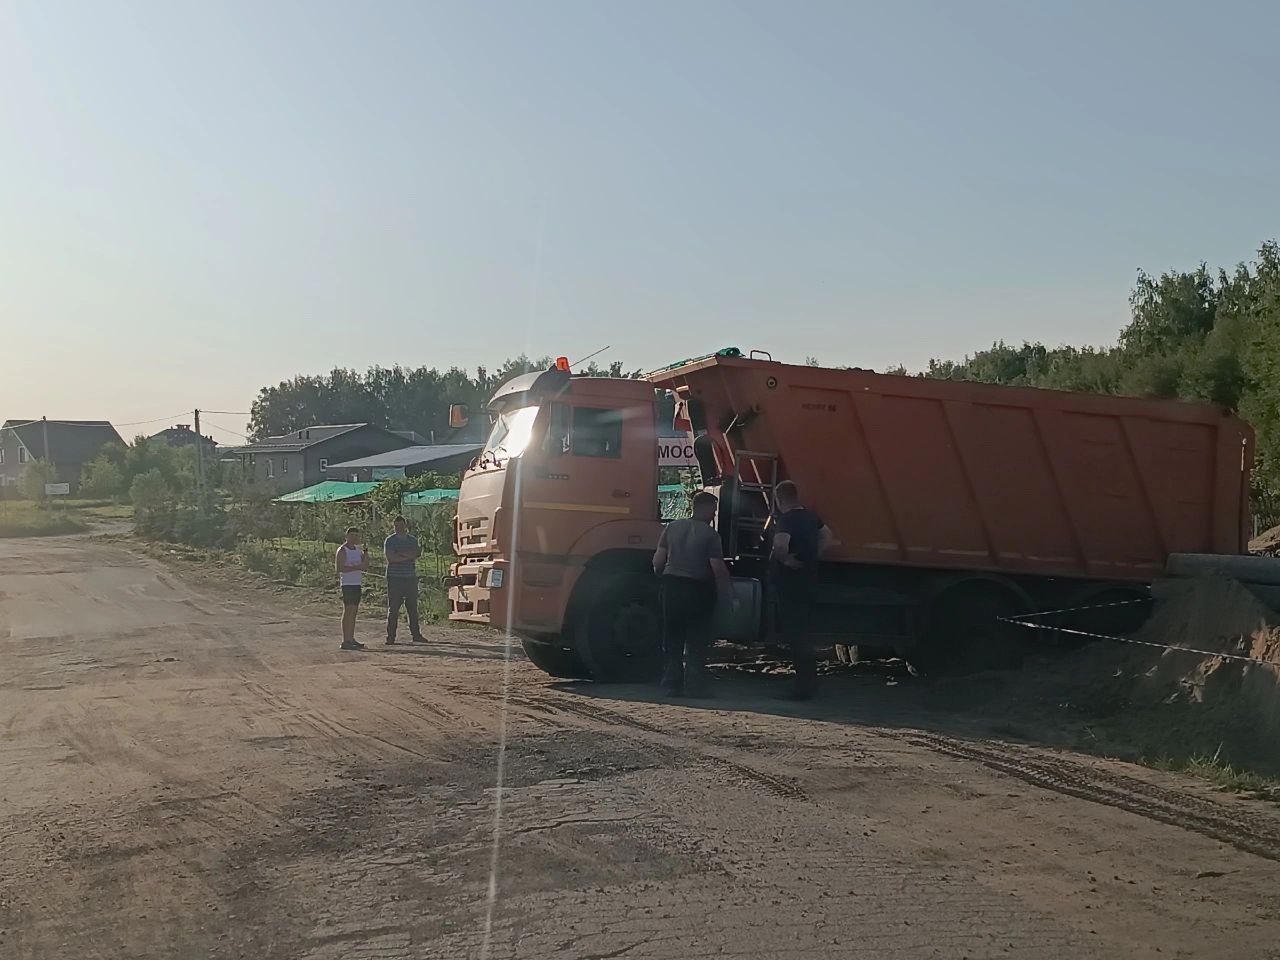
left=193, top=409, right=205, bottom=500
left=41, top=416, right=49, bottom=461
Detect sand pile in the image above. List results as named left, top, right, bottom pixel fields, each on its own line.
left=1135, top=575, right=1280, bottom=757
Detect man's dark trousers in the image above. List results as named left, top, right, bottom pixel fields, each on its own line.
left=660, top=574, right=716, bottom=694
left=387, top=577, right=422, bottom=641
left=775, top=572, right=817, bottom=696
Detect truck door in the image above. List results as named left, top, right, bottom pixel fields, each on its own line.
left=514, top=399, right=653, bottom=555
left=537, top=401, right=657, bottom=523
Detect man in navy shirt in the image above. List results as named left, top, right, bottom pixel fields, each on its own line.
left=384, top=516, right=427, bottom=645
left=769, top=480, right=836, bottom=699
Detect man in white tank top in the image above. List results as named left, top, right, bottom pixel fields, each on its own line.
left=334, top=526, right=369, bottom=650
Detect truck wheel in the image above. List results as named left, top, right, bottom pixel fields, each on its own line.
left=573, top=573, right=662, bottom=683
left=519, top=638, right=589, bottom=679
left=913, top=582, right=1027, bottom=676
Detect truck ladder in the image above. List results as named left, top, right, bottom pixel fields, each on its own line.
left=727, top=450, right=778, bottom=558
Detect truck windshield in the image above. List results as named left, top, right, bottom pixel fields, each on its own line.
left=484, top=405, right=540, bottom=461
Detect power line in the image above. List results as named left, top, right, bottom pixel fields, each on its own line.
left=200, top=416, right=249, bottom=441
left=3, top=412, right=195, bottom=430
left=4, top=411, right=250, bottom=431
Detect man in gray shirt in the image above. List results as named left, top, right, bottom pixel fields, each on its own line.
left=652, top=491, right=732, bottom=697
left=384, top=516, right=427, bottom=644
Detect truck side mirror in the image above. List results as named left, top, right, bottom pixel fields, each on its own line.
left=448, top=404, right=470, bottom=429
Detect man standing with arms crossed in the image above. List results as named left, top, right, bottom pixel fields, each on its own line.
left=335, top=527, right=369, bottom=651
left=769, top=480, right=836, bottom=700
left=384, top=515, right=427, bottom=645
left=652, top=491, right=733, bottom=697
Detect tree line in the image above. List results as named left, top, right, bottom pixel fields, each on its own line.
left=246, top=356, right=640, bottom=442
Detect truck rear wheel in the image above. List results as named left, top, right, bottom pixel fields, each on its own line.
left=519, top=638, right=589, bottom=679
left=913, top=581, right=1028, bottom=675
left=573, top=573, right=662, bottom=683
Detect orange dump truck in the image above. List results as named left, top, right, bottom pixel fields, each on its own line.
left=448, top=351, right=1253, bottom=679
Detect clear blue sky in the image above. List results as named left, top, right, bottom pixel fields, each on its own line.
left=3, top=1, right=1277, bottom=440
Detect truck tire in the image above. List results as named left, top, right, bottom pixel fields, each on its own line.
left=913, top=581, right=1027, bottom=676
left=519, top=638, right=589, bottom=679
left=572, top=572, right=662, bottom=683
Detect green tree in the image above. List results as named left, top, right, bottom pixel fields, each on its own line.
left=247, top=355, right=641, bottom=443
left=21, top=461, right=58, bottom=500
left=80, top=457, right=126, bottom=500
left=130, top=468, right=171, bottom=511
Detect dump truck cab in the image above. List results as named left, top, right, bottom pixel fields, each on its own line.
left=448, top=363, right=665, bottom=678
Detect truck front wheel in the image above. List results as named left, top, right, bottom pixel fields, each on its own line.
left=572, top=573, right=662, bottom=683
left=519, top=638, right=589, bottom=678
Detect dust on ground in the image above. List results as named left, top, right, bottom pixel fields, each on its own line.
left=5, top=534, right=1280, bottom=959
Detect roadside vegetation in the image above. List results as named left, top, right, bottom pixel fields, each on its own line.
left=0, top=497, right=132, bottom=538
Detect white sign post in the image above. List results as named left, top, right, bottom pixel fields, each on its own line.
left=45, top=482, right=70, bottom=496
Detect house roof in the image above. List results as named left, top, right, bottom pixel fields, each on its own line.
left=273, top=480, right=379, bottom=503
left=392, top=429, right=431, bottom=444
left=326, top=443, right=482, bottom=471
left=2, top=419, right=124, bottom=464
left=236, top=423, right=371, bottom=454
left=149, top=425, right=217, bottom=446
left=401, top=488, right=461, bottom=505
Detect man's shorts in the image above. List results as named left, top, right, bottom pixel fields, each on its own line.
left=341, top=585, right=362, bottom=606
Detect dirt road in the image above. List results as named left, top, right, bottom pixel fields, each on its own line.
left=3, top=535, right=1280, bottom=959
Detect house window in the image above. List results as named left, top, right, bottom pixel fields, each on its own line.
left=266, top=458, right=274, bottom=479
left=282, top=458, right=289, bottom=474
left=319, top=458, right=329, bottom=472
left=18, top=447, right=30, bottom=464
left=0, top=448, right=4, bottom=464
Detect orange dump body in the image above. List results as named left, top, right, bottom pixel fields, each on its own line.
left=650, top=356, right=1252, bottom=582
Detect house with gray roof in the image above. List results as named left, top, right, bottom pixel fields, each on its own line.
left=326, top=443, right=482, bottom=482
left=0, top=419, right=125, bottom=495
left=232, top=423, right=411, bottom=493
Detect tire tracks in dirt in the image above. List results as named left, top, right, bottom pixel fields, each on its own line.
left=517, top=691, right=1280, bottom=863
left=880, top=728, right=1280, bottom=863
left=514, top=694, right=809, bottom=802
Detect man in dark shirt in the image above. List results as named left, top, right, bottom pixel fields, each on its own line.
left=384, top=516, right=427, bottom=645
left=769, top=480, right=836, bottom=699
left=652, top=491, right=733, bottom=697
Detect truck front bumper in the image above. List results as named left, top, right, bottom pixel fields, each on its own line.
left=447, top=558, right=508, bottom=625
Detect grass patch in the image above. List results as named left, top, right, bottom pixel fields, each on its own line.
left=0, top=516, right=87, bottom=537
left=0, top=501, right=89, bottom=538
left=1148, top=754, right=1280, bottom=801
left=0, top=498, right=132, bottom=537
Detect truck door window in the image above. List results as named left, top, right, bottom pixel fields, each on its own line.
left=547, top=403, right=572, bottom=455
left=571, top=407, right=623, bottom=458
